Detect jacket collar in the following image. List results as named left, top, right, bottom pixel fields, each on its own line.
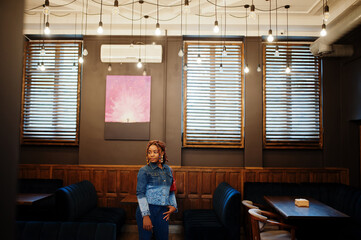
left=149, top=162, right=167, bottom=170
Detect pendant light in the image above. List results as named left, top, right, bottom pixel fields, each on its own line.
left=183, top=4, right=188, bottom=71
left=285, top=5, right=291, bottom=74
left=137, top=2, right=143, bottom=69
left=213, top=0, right=219, bottom=33
left=178, top=0, right=184, bottom=57
left=249, top=0, right=256, bottom=20
left=244, top=5, right=249, bottom=74
left=257, top=15, right=261, bottom=72
left=83, top=0, right=89, bottom=56
left=222, top=1, right=227, bottom=57
left=320, top=0, right=327, bottom=36
left=267, top=0, right=273, bottom=42
left=219, top=14, right=223, bottom=72
left=143, top=15, right=148, bottom=75
left=197, top=0, right=201, bottom=64
left=108, top=14, right=113, bottom=71
left=43, top=0, right=50, bottom=15
left=184, top=0, right=190, bottom=13
left=97, top=0, right=103, bottom=34
left=155, top=0, right=161, bottom=35
left=323, top=0, right=330, bottom=22
left=44, top=14, right=51, bottom=35
left=112, top=0, right=119, bottom=15
left=274, top=0, right=279, bottom=57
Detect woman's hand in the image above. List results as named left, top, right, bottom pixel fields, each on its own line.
left=143, top=215, right=153, bottom=231
left=163, top=205, right=176, bottom=221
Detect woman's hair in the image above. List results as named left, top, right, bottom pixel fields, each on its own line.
left=146, top=140, right=168, bottom=164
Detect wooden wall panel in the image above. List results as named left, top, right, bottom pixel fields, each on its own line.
left=18, top=164, right=349, bottom=223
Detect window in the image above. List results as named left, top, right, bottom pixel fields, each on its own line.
left=21, top=41, right=81, bottom=145
left=263, top=43, right=322, bottom=149
left=183, top=41, right=244, bottom=148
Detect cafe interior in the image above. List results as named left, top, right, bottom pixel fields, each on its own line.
left=2, top=0, right=361, bottom=239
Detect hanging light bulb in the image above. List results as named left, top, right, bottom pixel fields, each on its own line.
left=244, top=64, right=250, bottom=73
left=267, top=29, right=274, bottom=42
left=97, top=21, right=103, bottom=34
left=285, top=65, right=291, bottom=73
left=107, top=63, right=112, bottom=72
left=39, top=62, right=46, bottom=71
left=213, top=20, right=219, bottom=33
left=320, top=23, right=327, bottom=37
left=83, top=48, right=88, bottom=56
left=137, top=58, right=143, bottom=68
left=197, top=54, right=202, bottom=64
left=40, top=46, right=46, bottom=55
left=183, top=64, right=188, bottom=71
left=219, top=63, right=223, bottom=72
left=257, top=64, right=261, bottom=72
left=249, top=4, right=256, bottom=19
left=44, top=21, right=51, bottom=35
left=43, top=0, right=50, bottom=15
left=112, top=0, right=120, bottom=15
left=155, top=22, right=161, bottom=35
left=274, top=45, right=280, bottom=57
left=222, top=46, right=227, bottom=57
left=184, top=0, right=190, bottom=13
left=72, top=62, right=77, bottom=71
left=178, top=48, right=184, bottom=57
left=143, top=69, right=147, bottom=76
left=323, top=4, right=330, bottom=22
left=79, top=56, right=84, bottom=63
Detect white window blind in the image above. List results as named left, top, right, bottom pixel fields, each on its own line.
left=183, top=42, right=244, bottom=148
left=21, top=41, right=81, bottom=145
left=263, top=44, right=322, bottom=148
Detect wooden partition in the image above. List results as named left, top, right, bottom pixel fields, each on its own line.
left=18, top=164, right=349, bottom=224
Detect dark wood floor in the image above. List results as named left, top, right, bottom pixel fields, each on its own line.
left=118, top=232, right=183, bottom=240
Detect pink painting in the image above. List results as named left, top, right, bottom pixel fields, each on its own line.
left=105, top=75, right=151, bottom=123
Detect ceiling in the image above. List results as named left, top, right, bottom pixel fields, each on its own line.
left=23, top=0, right=361, bottom=37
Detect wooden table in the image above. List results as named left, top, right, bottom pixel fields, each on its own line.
left=16, top=193, right=53, bottom=205
left=264, top=196, right=350, bottom=240
left=264, top=196, right=349, bottom=220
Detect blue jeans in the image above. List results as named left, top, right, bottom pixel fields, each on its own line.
left=136, top=205, right=169, bottom=240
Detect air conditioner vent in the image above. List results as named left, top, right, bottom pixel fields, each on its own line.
left=100, top=44, right=162, bottom=63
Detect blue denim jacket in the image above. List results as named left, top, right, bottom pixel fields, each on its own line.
left=136, top=163, right=178, bottom=217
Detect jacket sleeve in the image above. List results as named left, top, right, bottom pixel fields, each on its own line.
left=168, top=167, right=178, bottom=213
left=136, top=167, right=150, bottom=217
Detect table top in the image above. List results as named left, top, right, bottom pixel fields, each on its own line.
left=16, top=193, right=52, bottom=205
left=120, top=194, right=138, bottom=204
left=264, top=196, right=349, bottom=220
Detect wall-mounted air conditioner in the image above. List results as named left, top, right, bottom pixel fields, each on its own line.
left=100, top=44, right=162, bottom=63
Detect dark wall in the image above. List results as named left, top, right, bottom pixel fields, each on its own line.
left=337, top=25, right=361, bottom=187
left=18, top=32, right=361, bottom=182
left=0, top=0, right=24, bottom=238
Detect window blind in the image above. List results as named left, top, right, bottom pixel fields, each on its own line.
left=183, top=42, right=244, bottom=148
left=21, top=41, right=81, bottom=145
left=263, top=44, right=322, bottom=148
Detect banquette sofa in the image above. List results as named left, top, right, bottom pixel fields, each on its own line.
left=55, top=180, right=126, bottom=235
left=183, top=182, right=241, bottom=240
left=243, top=182, right=361, bottom=240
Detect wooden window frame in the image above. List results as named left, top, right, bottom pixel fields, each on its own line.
left=20, top=41, right=82, bottom=146
left=183, top=41, right=245, bottom=148
left=263, top=43, right=323, bottom=149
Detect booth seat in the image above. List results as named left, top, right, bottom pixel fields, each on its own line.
left=55, top=180, right=126, bottom=236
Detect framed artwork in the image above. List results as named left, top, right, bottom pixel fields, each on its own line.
left=104, top=75, right=151, bottom=140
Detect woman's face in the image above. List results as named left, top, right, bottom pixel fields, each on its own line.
left=148, top=144, right=163, bottom=164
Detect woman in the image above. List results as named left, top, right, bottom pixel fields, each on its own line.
left=136, top=140, right=177, bottom=240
